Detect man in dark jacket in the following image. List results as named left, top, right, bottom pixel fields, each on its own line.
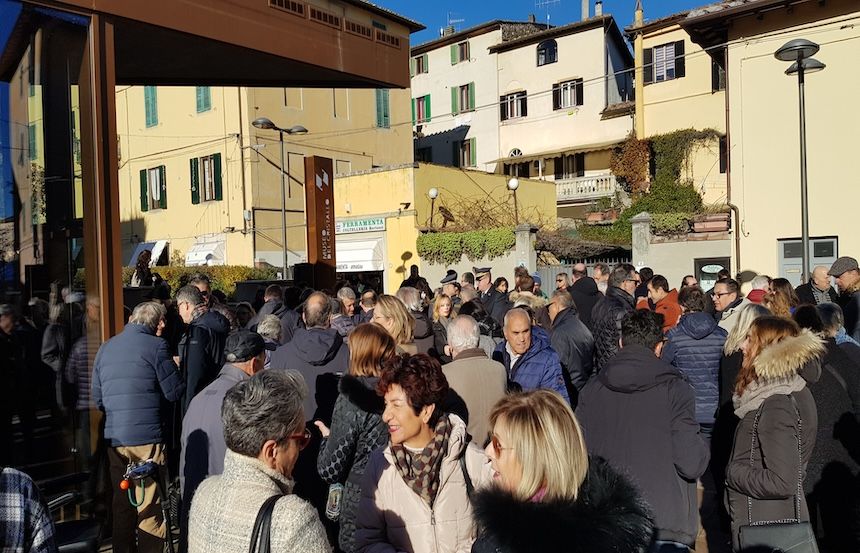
left=830, top=256, right=860, bottom=342
left=176, top=285, right=230, bottom=413
left=566, top=263, right=601, bottom=330
left=492, top=308, right=569, bottom=402
left=590, top=263, right=637, bottom=373
left=475, top=266, right=511, bottom=326
left=246, top=283, right=301, bottom=344
left=577, top=310, right=709, bottom=550
left=270, top=291, right=349, bottom=423
left=92, top=302, right=185, bottom=553
left=547, top=290, right=594, bottom=406
left=795, top=266, right=839, bottom=306
left=179, top=330, right=268, bottom=551
left=662, top=286, right=728, bottom=439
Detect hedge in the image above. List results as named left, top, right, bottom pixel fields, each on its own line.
left=417, top=228, right=516, bottom=266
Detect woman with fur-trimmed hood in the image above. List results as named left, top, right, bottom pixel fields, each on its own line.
left=471, top=390, right=654, bottom=553
left=726, top=316, right=824, bottom=551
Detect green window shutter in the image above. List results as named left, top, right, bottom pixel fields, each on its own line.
left=470, top=137, right=477, bottom=167
left=196, top=86, right=211, bottom=112
left=144, top=86, right=158, bottom=127
left=159, top=165, right=167, bottom=209
left=451, top=87, right=458, bottom=115
left=468, top=82, right=475, bottom=111
left=424, top=95, right=431, bottom=121
left=410, top=58, right=415, bottom=77
left=423, top=54, right=428, bottom=72
left=450, top=44, right=457, bottom=65
left=213, top=154, right=223, bottom=201
left=376, top=89, right=383, bottom=127
left=190, top=158, right=200, bottom=204
left=411, top=98, right=416, bottom=125
left=139, top=169, right=149, bottom=212
left=383, top=90, right=390, bottom=128
left=28, top=124, right=36, bottom=160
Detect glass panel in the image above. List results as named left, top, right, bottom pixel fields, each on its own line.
left=783, top=242, right=803, bottom=258
left=1, top=1, right=98, bottom=475
left=813, top=241, right=834, bottom=258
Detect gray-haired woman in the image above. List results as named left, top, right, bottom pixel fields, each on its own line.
left=188, top=370, right=330, bottom=553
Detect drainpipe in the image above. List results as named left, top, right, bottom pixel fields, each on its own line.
left=728, top=202, right=741, bottom=278
left=237, top=87, right=248, bottom=234
left=633, top=0, right=645, bottom=139
left=723, top=48, right=740, bottom=278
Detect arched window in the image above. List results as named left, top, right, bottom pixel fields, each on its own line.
left=537, top=39, right=557, bottom=66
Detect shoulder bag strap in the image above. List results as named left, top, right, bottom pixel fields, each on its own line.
left=459, top=438, right=475, bottom=499
left=747, top=403, right=765, bottom=525
left=788, top=395, right=803, bottom=521
left=248, top=495, right=281, bottom=553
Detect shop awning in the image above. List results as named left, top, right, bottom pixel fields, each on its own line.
left=127, top=240, right=168, bottom=267
left=336, top=238, right=385, bottom=273
left=185, top=235, right=225, bottom=267
left=491, top=139, right=622, bottom=165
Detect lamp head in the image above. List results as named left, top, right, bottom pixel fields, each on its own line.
left=775, top=38, right=819, bottom=62
left=252, top=117, right=277, bottom=130
left=507, top=177, right=519, bottom=191
left=786, top=58, right=826, bottom=76
left=428, top=188, right=439, bottom=200
left=286, top=125, right=308, bottom=135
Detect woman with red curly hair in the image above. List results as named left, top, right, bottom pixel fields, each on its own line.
left=354, top=353, right=491, bottom=553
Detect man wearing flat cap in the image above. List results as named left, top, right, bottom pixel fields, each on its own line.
left=179, top=329, right=274, bottom=546
left=475, top=266, right=511, bottom=325
left=829, top=256, right=860, bottom=342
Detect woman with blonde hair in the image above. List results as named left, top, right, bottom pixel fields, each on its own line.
left=373, top=294, right=416, bottom=354
left=471, top=390, right=654, bottom=553
left=315, top=324, right=397, bottom=552
left=432, top=293, right=454, bottom=362
left=763, top=277, right=800, bottom=319
left=726, top=316, right=822, bottom=551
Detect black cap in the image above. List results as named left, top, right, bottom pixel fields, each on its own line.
left=440, top=270, right=458, bottom=284
left=473, top=267, right=491, bottom=279
left=224, top=330, right=272, bottom=363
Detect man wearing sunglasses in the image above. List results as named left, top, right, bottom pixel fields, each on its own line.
left=179, top=330, right=274, bottom=550
left=712, top=278, right=749, bottom=334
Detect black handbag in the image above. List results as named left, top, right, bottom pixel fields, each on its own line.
left=737, top=396, right=819, bottom=553
left=248, top=495, right=281, bottom=553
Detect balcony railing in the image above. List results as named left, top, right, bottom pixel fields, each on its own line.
left=556, top=173, right=618, bottom=203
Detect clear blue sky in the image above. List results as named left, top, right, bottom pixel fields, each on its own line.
left=377, top=0, right=709, bottom=46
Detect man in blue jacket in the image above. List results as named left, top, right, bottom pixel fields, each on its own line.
left=492, top=308, right=569, bottom=403
left=92, top=301, right=185, bottom=553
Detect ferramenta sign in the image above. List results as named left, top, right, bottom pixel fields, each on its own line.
left=335, top=217, right=385, bottom=234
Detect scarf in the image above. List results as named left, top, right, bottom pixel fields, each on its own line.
left=390, top=415, right=451, bottom=507
left=732, top=375, right=807, bottom=418
left=811, top=285, right=830, bottom=305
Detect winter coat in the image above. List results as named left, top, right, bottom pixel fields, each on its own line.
left=354, top=414, right=493, bottom=553
left=590, top=286, right=635, bottom=373
left=492, top=327, right=570, bottom=403
left=180, top=364, right=249, bottom=506
left=726, top=331, right=822, bottom=550
left=317, top=375, right=388, bottom=553
left=442, top=349, right=508, bottom=445
left=795, top=282, right=839, bottom=306
left=717, top=297, right=752, bottom=335
left=479, top=287, right=511, bottom=326
left=567, top=277, right=601, bottom=330
left=548, top=307, right=594, bottom=404
left=92, top=323, right=185, bottom=447
left=663, top=312, right=728, bottom=424
left=655, top=289, right=682, bottom=333
left=470, top=457, right=654, bottom=553
left=839, top=279, right=860, bottom=343
left=331, top=315, right=356, bottom=339
left=188, top=449, right=330, bottom=553
left=270, top=327, right=350, bottom=423
left=577, top=344, right=709, bottom=546
left=412, top=310, right=435, bottom=355
left=179, top=310, right=230, bottom=413
left=432, top=320, right=452, bottom=364
left=247, top=299, right=302, bottom=344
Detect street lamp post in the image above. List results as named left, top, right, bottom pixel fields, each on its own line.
left=775, top=39, right=824, bottom=284
left=251, top=117, right=308, bottom=280
left=428, top=187, right=438, bottom=228
left=508, top=177, right=520, bottom=225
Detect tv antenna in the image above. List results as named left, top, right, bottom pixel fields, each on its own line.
left=447, top=11, right=465, bottom=30
left=535, top=0, right=561, bottom=24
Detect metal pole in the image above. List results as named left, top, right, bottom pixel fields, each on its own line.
left=429, top=197, right=435, bottom=228
left=797, top=61, right=810, bottom=283
left=513, top=190, right=519, bottom=225
left=279, top=131, right=288, bottom=280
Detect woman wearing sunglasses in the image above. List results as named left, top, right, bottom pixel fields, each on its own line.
left=355, top=353, right=492, bottom=553
left=188, top=369, right=329, bottom=553
left=471, top=390, right=654, bottom=553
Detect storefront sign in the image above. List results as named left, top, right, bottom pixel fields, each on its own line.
left=335, top=218, right=385, bottom=234
left=304, top=156, right=336, bottom=266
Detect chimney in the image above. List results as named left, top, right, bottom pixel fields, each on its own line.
left=440, top=25, right=455, bottom=37
left=528, top=13, right=536, bottom=23
left=581, top=0, right=589, bottom=20
left=594, top=0, right=603, bottom=17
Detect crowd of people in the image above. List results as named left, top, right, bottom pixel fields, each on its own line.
left=3, top=253, right=860, bottom=553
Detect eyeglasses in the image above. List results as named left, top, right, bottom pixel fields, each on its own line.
left=288, top=428, right=312, bottom=451
left=490, top=434, right=513, bottom=457
left=714, top=292, right=733, bottom=298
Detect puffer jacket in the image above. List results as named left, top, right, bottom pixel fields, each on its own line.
left=471, top=457, right=654, bottom=553
left=726, top=331, right=823, bottom=550
left=317, top=375, right=388, bottom=553
left=354, top=414, right=493, bottom=553
left=92, top=323, right=185, bottom=446
left=663, top=312, right=728, bottom=424
left=492, top=327, right=570, bottom=403
left=590, top=286, right=635, bottom=372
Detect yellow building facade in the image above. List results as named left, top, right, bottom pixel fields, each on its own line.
left=335, top=163, right=557, bottom=292
left=116, top=85, right=413, bottom=273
